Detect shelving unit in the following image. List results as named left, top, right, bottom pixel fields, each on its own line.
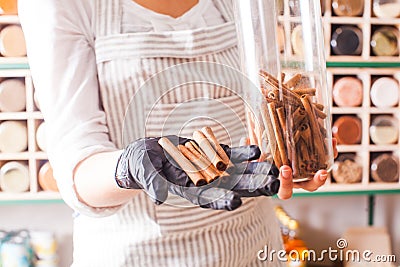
left=280, top=0, right=400, bottom=197
left=321, top=0, right=400, bottom=62
left=0, top=68, right=59, bottom=201
left=0, top=15, right=61, bottom=202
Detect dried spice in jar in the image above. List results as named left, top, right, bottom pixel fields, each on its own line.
left=332, top=154, right=362, bottom=183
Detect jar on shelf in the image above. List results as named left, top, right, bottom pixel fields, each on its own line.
left=371, top=26, right=399, bottom=57
left=370, top=115, right=399, bottom=145
left=0, top=25, right=27, bottom=57
left=0, top=120, right=28, bottom=153
left=332, top=153, right=363, bottom=183
left=0, top=79, right=26, bottom=112
left=332, top=76, right=363, bottom=107
left=373, top=0, right=400, bottom=18
left=371, top=153, right=399, bottom=182
left=332, top=115, right=362, bottom=145
left=0, top=0, right=18, bottom=15
left=370, top=77, right=399, bottom=108
left=38, top=161, right=59, bottom=192
left=331, top=25, right=363, bottom=56
left=332, top=0, right=364, bottom=16
left=0, top=161, right=30, bottom=193
left=234, top=0, right=334, bottom=181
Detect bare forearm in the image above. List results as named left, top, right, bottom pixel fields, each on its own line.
left=73, top=150, right=140, bottom=208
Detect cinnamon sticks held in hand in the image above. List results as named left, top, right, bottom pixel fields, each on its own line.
left=258, top=70, right=329, bottom=178
left=158, top=127, right=232, bottom=186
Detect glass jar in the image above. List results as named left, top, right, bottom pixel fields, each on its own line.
left=0, top=79, right=26, bottom=112
left=332, top=0, right=364, bottom=16
left=331, top=26, right=363, bottom=56
left=332, top=153, right=363, bottom=183
left=233, top=0, right=334, bottom=181
left=371, top=153, right=399, bottom=182
left=373, top=0, right=400, bottom=18
left=332, top=76, right=363, bottom=107
left=332, top=115, right=362, bottom=145
left=371, top=26, right=399, bottom=57
left=370, top=115, right=399, bottom=145
left=0, top=25, right=27, bottom=57
left=0, top=161, right=30, bottom=193
left=0, top=0, right=18, bottom=15
left=370, top=77, right=399, bottom=108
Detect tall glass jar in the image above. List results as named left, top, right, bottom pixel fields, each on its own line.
left=233, top=0, right=334, bottom=181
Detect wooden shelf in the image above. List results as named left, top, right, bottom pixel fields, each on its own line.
left=293, top=183, right=400, bottom=197
left=0, top=191, right=63, bottom=204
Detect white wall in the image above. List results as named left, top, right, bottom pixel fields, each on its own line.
left=0, top=194, right=399, bottom=267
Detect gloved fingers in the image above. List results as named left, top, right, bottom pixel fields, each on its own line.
left=216, top=174, right=280, bottom=197
left=234, top=161, right=279, bottom=176
left=221, top=145, right=261, bottom=163
left=167, top=184, right=242, bottom=211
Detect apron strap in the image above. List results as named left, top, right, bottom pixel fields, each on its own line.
left=212, top=0, right=234, bottom=21
left=94, top=0, right=122, bottom=37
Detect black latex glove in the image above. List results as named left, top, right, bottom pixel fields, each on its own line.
left=115, top=135, right=280, bottom=211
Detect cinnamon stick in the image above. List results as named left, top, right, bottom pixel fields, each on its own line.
left=261, top=102, right=283, bottom=168
left=313, top=102, right=325, bottom=111
left=300, top=95, right=326, bottom=163
left=158, top=137, right=206, bottom=186
left=292, top=88, right=316, bottom=96
left=276, top=107, right=287, bottom=133
left=267, top=102, right=290, bottom=165
left=284, top=73, right=302, bottom=88
left=201, top=126, right=235, bottom=172
left=193, top=131, right=227, bottom=171
left=178, top=145, right=220, bottom=183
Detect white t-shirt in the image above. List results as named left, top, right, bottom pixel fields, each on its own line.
left=19, top=0, right=225, bottom=215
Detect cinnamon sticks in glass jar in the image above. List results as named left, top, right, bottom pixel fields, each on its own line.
left=256, top=70, right=330, bottom=180
left=233, top=0, right=334, bottom=181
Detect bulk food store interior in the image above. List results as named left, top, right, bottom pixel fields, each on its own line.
left=0, top=0, right=400, bottom=266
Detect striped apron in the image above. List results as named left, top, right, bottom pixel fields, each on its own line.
left=71, top=0, right=284, bottom=266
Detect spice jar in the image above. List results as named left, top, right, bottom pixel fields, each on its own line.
left=0, top=121, right=28, bottom=153
left=0, top=25, right=27, bottom=57
left=332, top=0, right=364, bottom=16
left=332, top=115, right=362, bottom=145
left=332, top=153, right=363, bottom=183
left=0, top=161, right=30, bottom=193
left=0, top=0, right=18, bottom=15
left=370, top=115, right=399, bottom=145
left=371, top=26, right=399, bottom=57
left=371, top=153, right=399, bottom=182
left=0, top=79, right=26, bottom=112
left=332, top=77, right=363, bottom=107
left=373, top=0, right=400, bottom=18
left=370, top=77, right=399, bottom=108
left=234, top=0, right=334, bottom=181
left=331, top=26, right=363, bottom=56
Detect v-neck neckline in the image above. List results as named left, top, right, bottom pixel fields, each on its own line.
left=129, top=0, right=208, bottom=24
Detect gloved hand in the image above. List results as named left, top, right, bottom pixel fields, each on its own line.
left=115, top=135, right=280, bottom=211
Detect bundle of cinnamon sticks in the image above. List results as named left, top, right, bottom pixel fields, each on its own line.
left=254, top=70, right=329, bottom=178
left=158, top=127, right=233, bottom=186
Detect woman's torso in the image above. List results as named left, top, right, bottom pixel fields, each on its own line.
left=72, top=1, right=284, bottom=266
